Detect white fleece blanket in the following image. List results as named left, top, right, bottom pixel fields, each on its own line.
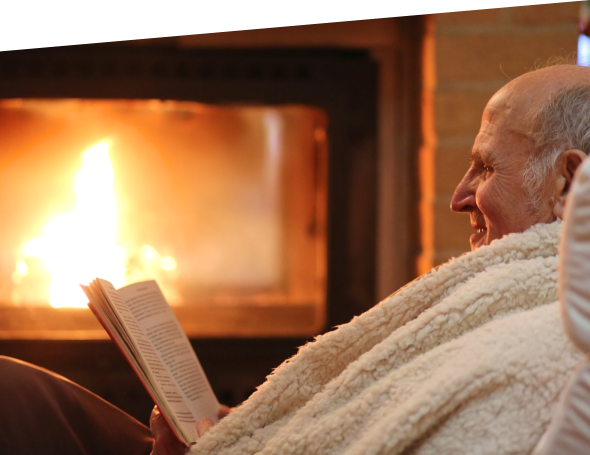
left=191, top=221, right=582, bottom=455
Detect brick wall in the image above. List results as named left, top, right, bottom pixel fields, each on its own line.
left=418, top=2, right=581, bottom=273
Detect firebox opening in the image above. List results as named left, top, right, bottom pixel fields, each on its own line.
left=0, top=98, right=327, bottom=339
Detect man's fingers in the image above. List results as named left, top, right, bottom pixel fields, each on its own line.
left=218, top=404, right=232, bottom=419
left=197, top=417, right=215, bottom=437
left=194, top=405, right=232, bottom=438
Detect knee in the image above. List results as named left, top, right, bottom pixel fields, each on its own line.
left=0, top=356, right=76, bottom=400
left=0, top=355, right=26, bottom=375
left=0, top=356, right=43, bottom=391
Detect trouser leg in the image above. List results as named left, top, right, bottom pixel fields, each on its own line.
left=0, top=356, right=153, bottom=455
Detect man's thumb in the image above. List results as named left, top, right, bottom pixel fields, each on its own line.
left=196, top=417, right=215, bottom=437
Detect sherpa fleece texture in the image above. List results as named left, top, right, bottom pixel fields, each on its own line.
left=191, top=221, right=582, bottom=455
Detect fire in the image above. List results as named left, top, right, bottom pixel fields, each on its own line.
left=13, top=141, right=177, bottom=308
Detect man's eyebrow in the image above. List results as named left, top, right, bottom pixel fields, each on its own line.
left=470, top=150, right=483, bottom=163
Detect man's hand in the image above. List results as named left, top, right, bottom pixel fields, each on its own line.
left=150, top=406, right=186, bottom=455
left=150, top=405, right=233, bottom=454
left=196, top=404, right=232, bottom=437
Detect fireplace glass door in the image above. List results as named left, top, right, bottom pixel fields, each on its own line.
left=0, top=99, right=327, bottom=339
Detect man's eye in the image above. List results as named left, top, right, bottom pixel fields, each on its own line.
left=483, top=165, right=492, bottom=172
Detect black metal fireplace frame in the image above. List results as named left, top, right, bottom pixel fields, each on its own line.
left=0, top=42, right=410, bottom=422
left=0, top=45, right=379, bottom=324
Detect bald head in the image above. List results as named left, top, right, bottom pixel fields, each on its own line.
left=480, top=66, right=590, bottom=144
left=502, top=65, right=590, bottom=112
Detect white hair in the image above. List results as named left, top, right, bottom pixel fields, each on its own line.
left=524, top=85, right=590, bottom=213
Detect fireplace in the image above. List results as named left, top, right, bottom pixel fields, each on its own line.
left=0, top=18, right=423, bottom=422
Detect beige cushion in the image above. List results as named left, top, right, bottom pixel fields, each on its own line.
left=534, top=156, right=590, bottom=455
left=561, top=156, right=590, bottom=353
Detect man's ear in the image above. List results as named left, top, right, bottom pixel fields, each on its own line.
left=553, top=149, right=587, bottom=219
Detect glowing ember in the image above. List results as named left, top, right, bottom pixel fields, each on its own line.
left=13, top=141, right=177, bottom=308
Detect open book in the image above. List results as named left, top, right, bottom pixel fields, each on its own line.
left=81, top=279, right=219, bottom=447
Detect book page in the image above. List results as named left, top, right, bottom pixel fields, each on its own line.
left=93, top=279, right=200, bottom=443
left=116, top=280, right=220, bottom=424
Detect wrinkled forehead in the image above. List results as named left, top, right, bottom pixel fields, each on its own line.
left=485, top=85, right=534, bottom=124
left=475, top=92, right=533, bottom=153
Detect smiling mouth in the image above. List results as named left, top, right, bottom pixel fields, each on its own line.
left=476, top=228, right=486, bottom=233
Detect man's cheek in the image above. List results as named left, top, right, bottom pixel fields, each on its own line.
left=476, top=187, right=495, bottom=222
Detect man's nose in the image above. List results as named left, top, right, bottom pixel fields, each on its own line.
left=450, top=175, right=477, bottom=213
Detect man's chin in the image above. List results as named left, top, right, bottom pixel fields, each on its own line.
left=469, top=231, right=488, bottom=251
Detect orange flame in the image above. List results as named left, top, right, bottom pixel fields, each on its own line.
left=14, top=141, right=177, bottom=308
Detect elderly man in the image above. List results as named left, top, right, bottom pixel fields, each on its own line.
left=0, top=63, right=588, bottom=455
